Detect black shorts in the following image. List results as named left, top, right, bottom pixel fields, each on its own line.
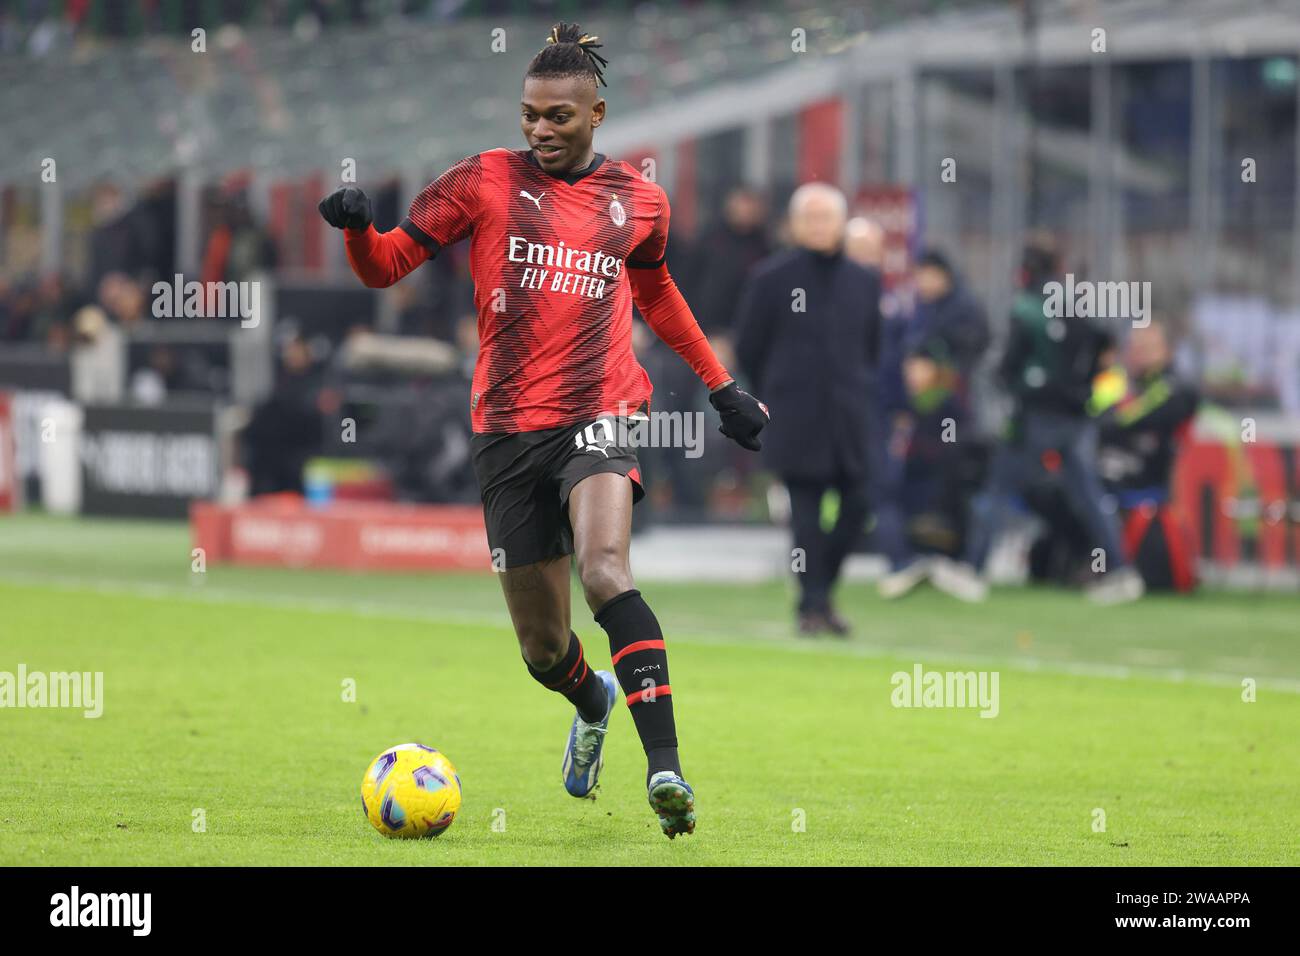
left=471, top=409, right=647, bottom=569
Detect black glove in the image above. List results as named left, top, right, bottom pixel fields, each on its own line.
left=318, top=187, right=373, bottom=230
left=709, top=381, right=769, bottom=451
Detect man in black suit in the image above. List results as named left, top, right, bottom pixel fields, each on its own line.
left=734, top=184, right=883, bottom=635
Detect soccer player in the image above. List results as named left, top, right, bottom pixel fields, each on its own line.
left=318, top=22, right=768, bottom=839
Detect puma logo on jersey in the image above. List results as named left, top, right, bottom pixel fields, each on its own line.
left=520, top=190, right=545, bottom=209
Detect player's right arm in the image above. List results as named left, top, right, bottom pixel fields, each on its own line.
left=317, top=186, right=423, bottom=288
left=319, top=154, right=484, bottom=289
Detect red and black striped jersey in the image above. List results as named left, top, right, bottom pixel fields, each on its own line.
left=399, top=148, right=674, bottom=434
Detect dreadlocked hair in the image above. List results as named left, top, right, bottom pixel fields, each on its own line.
left=526, top=21, right=609, bottom=88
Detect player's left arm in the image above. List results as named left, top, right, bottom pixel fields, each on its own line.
left=627, top=187, right=768, bottom=450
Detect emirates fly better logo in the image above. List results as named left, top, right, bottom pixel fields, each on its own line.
left=508, top=235, right=620, bottom=301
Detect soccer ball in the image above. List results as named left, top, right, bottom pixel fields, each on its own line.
left=360, top=743, right=462, bottom=839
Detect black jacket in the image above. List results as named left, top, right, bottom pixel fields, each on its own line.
left=1001, top=289, right=1113, bottom=420
left=689, top=222, right=772, bottom=335
left=1099, top=367, right=1199, bottom=493
left=734, top=247, right=882, bottom=479
left=907, top=283, right=990, bottom=373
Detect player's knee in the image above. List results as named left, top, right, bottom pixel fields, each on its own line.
left=577, top=547, right=632, bottom=609
left=516, top=623, right=568, bottom=670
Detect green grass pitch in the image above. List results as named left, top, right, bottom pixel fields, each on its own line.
left=0, top=514, right=1296, bottom=866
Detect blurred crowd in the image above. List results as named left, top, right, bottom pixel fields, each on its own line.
left=2, top=181, right=168, bottom=350
left=0, top=178, right=275, bottom=399
left=702, top=183, right=1202, bottom=633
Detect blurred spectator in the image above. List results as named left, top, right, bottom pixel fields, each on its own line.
left=88, top=183, right=147, bottom=290
left=694, top=186, right=771, bottom=338
left=201, top=189, right=278, bottom=288
left=902, top=249, right=990, bottom=530
left=97, top=272, right=148, bottom=330
left=242, top=334, right=326, bottom=495
left=907, top=249, right=990, bottom=383
left=32, top=273, right=80, bottom=343
left=0, top=277, right=33, bottom=342
left=82, top=179, right=178, bottom=291
left=1098, top=321, right=1201, bottom=592
left=134, top=178, right=179, bottom=283
left=70, top=305, right=125, bottom=403
left=1025, top=321, right=1201, bottom=590
left=876, top=248, right=990, bottom=598
left=931, top=237, right=1144, bottom=605
left=844, top=217, right=885, bottom=270
left=0, top=273, right=77, bottom=344
left=1098, top=321, right=1200, bottom=502
left=130, top=346, right=185, bottom=405
left=734, top=183, right=882, bottom=636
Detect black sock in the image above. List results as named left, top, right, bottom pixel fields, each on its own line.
left=524, top=631, right=608, bottom=723
left=647, top=746, right=680, bottom=784
left=594, top=589, right=683, bottom=786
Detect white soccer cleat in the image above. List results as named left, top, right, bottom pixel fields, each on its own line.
left=878, top=557, right=934, bottom=600
left=929, top=557, right=989, bottom=603
left=1087, top=567, right=1146, bottom=605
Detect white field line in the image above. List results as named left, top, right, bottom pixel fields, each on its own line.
left=1, top=569, right=1298, bottom=694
